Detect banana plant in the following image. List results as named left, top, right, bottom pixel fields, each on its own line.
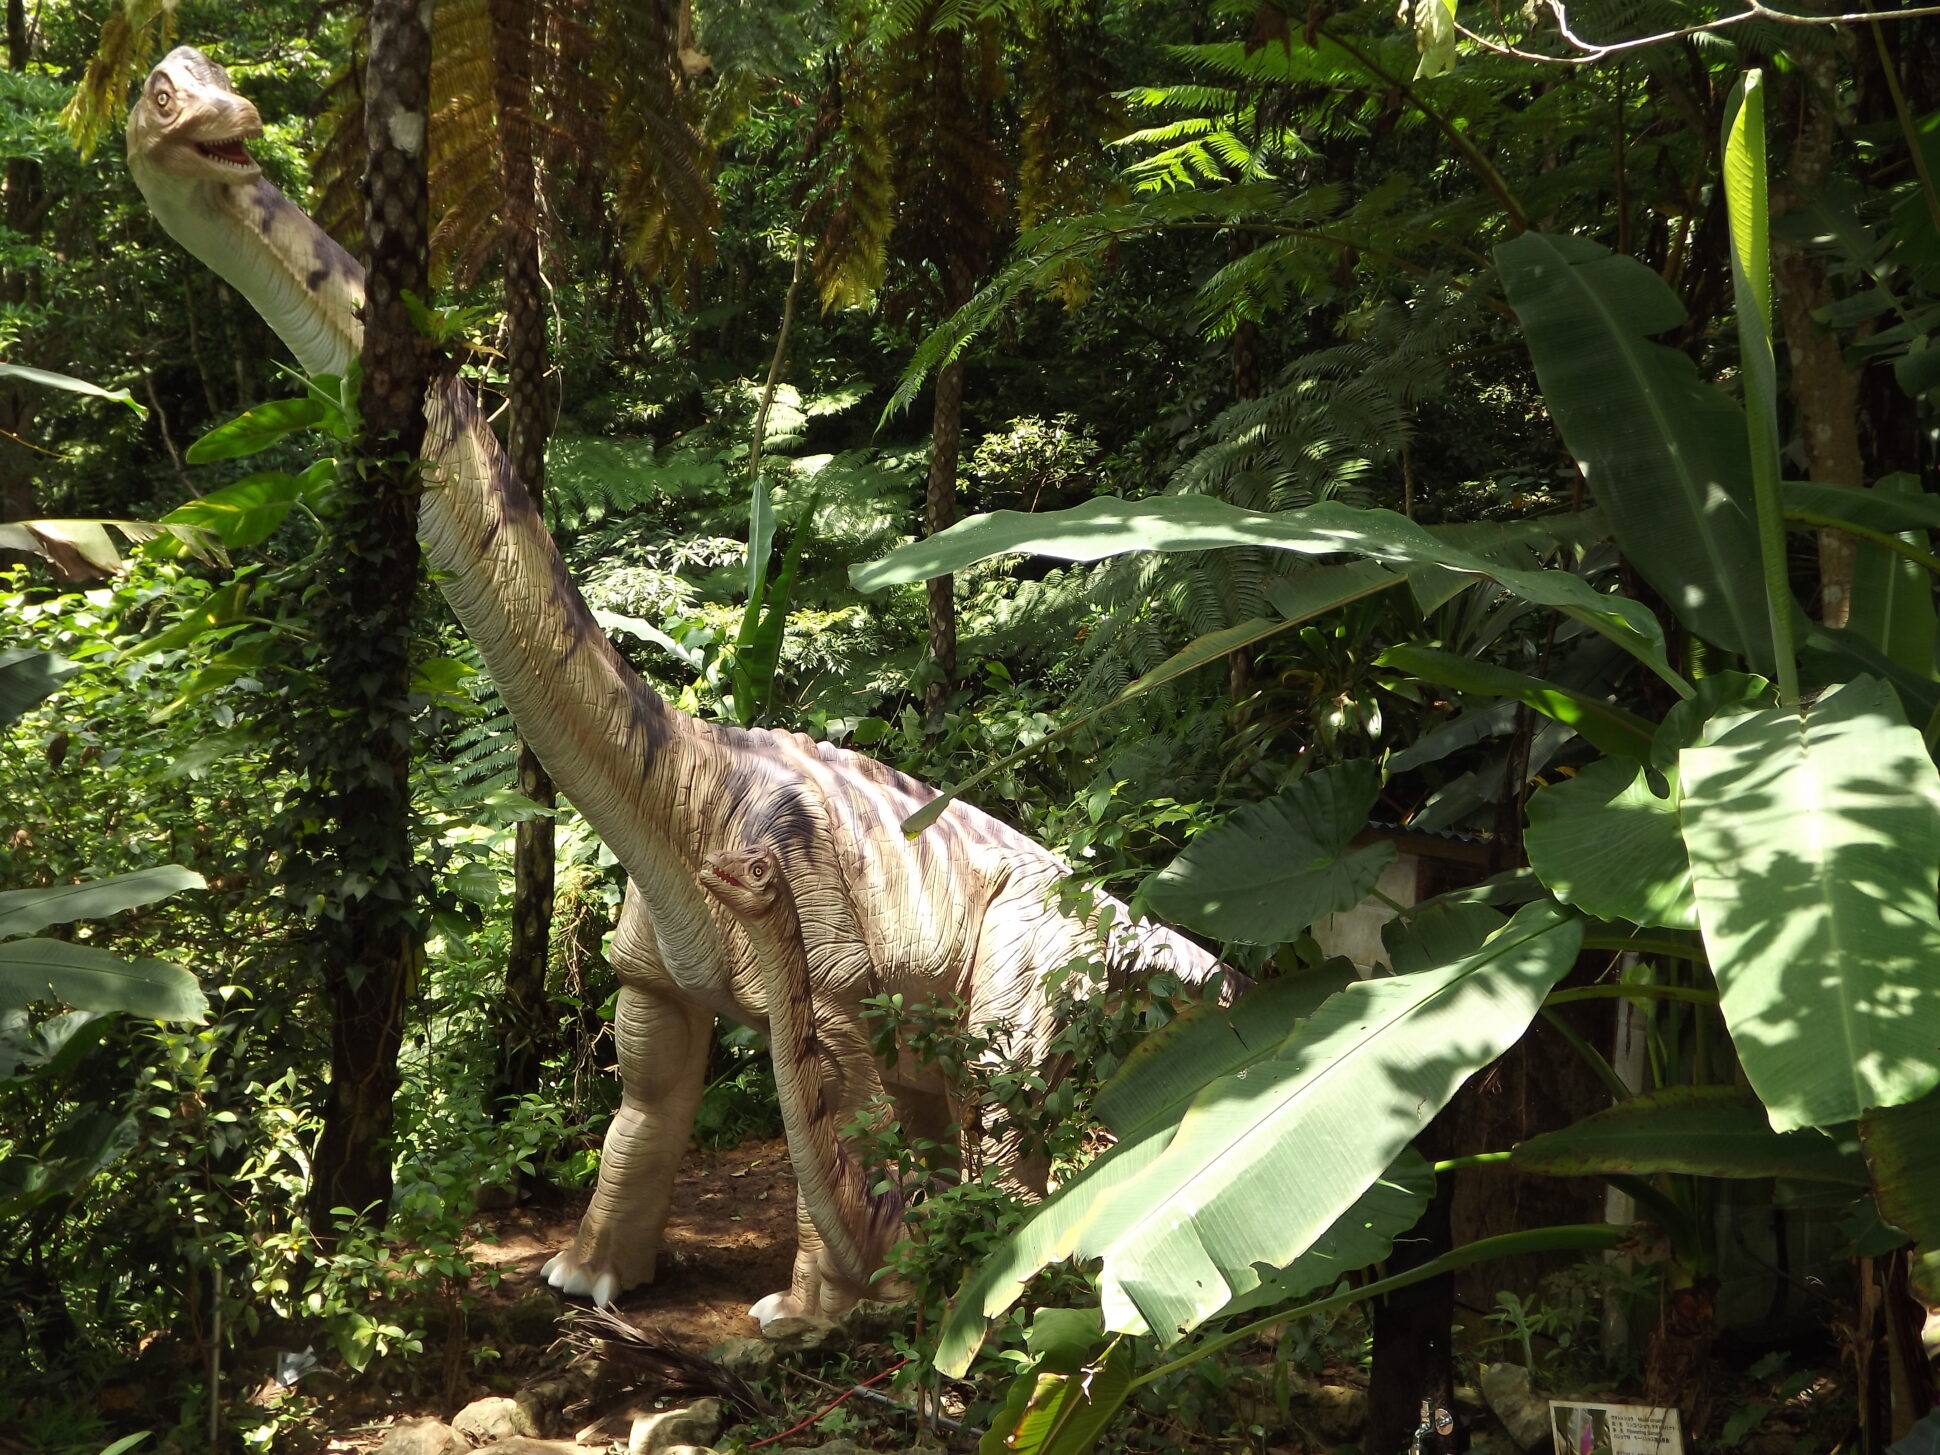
left=853, top=66, right=1940, bottom=1446
left=1, top=656, right=210, bottom=1221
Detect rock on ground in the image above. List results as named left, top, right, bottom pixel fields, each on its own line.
left=453, top=1394, right=540, bottom=1443
left=1482, top=1362, right=1555, bottom=1452
left=761, top=1314, right=839, bottom=1355
left=628, top=1396, right=724, bottom=1454
left=374, top=1421, right=469, bottom=1455
left=708, top=1335, right=777, bottom=1381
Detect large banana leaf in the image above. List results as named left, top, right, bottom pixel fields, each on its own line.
left=0, top=938, right=207, bottom=1022
left=0, top=867, right=206, bottom=940
left=850, top=495, right=1686, bottom=691
left=1495, top=231, right=1773, bottom=670
left=939, top=970, right=1352, bottom=1375
left=1512, top=1085, right=1867, bottom=1184
left=1678, top=677, right=1940, bottom=1130
left=1142, top=761, right=1392, bottom=944
left=1524, top=758, right=1696, bottom=930
left=939, top=903, right=1582, bottom=1365
left=0, top=649, right=78, bottom=728
left=1377, top=645, right=1654, bottom=761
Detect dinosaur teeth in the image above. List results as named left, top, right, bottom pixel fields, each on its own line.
left=196, top=139, right=254, bottom=166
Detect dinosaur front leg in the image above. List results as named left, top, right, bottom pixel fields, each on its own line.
left=543, top=972, right=712, bottom=1306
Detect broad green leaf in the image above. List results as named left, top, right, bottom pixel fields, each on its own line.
left=185, top=396, right=327, bottom=463
left=851, top=494, right=1682, bottom=690
left=0, top=649, right=78, bottom=728
left=1081, top=902, right=1580, bottom=1341
left=1095, top=966, right=1356, bottom=1137
left=1215, top=1148, right=1436, bottom=1319
left=1377, top=645, right=1653, bottom=761
left=1144, top=762, right=1391, bottom=944
left=1861, top=1087, right=1940, bottom=1304
left=1383, top=900, right=1507, bottom=974
left=1495, top=231, right=1772, bottom=670
left=160, top=471, right=305, bottom=547
left=1650, top=671, right=1775, bottom=774
left=0, top=867, right=206, bottom=940
left=1261, top=558, right=1408, bottom=620
left=1679, top=677, right=1940, bottom=1130
left=1513, top=1086, right=1867, bottom=1183
left=984, top=1342, right=1132, bottom=1455
left=124, top=579, right=253, bottom=659
left=938, top=971, right=1347, bottom=1375
left=0, top=1107, right=139, bottom=1220
left=1525, top=758, right=1695, bottom=930
left=0, top=938, right=206, bottom=1022
left=0, top=361, right=144, bottom=414
left=1845, top=476, right=1938, bottom=679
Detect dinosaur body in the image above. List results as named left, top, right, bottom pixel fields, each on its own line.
left=127, top=48, right=1225, bottom=1320
left=699, top=844, right=901, bottom=1318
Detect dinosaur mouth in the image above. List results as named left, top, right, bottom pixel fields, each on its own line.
left=195, top=138, right=255, bottom=168
left=700, top=866, right=741, bottom=892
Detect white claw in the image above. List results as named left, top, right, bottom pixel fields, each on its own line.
left=748, top=1292, right=796, bottom=1330
left=591, top=1272, right=619, bottom=1308
left=558, top=1265, right=596, bottom=1298
left=540, top=1252, right=565, bottom=1285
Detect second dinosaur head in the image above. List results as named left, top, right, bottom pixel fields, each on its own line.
left=698, top=844, right=788, bottom=921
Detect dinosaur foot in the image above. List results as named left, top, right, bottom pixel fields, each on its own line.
left=748, top=1292, right=808, bottom=1330
left=540, top=1252, right=620, bottom=1309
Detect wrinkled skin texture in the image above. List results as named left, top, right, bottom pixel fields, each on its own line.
left=128, top=49, right=1228, bottom=1323
left=700, top=844, right=904, bottom=1320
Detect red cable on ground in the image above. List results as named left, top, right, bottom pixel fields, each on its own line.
left=746, top=1356, right=912, bottom=1449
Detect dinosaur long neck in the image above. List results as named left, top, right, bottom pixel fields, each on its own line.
left=743, top=890, right=898, bottom=1288
left=138, top=168, right=716, bottom=942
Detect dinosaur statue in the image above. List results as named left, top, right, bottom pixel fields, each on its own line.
left=126, top=46, right=1228, bottom=1322
left=699, top=844, right=902, bottom=1317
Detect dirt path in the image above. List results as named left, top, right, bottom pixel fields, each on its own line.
left=473, top=1135, right=801, bottom=1349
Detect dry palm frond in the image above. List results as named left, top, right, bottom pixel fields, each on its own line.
left=556, top=1304, right=775, bottom=1421
left=61, top=0, right=178, bottom=157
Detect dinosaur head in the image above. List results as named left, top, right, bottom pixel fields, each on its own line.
left=127, top=47, right=263, bottom=191
left=698, top=845, right=786, bottom=921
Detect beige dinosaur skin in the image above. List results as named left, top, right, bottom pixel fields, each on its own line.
left=127, top=47, right=1228, bottom=1322
left=699, top=844, right=902, bottom=1318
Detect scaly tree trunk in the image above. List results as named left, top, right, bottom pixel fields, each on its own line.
left=490, top=0, right=558, bottom=1114
left=1773, top=41, right=1864, bottom=626
left=0, top=0, right=41, bottom=535
left=305, top=0, right=433, bottom=1237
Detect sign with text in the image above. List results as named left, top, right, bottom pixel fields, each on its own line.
left=1549, top=1400, right=1684, bottom=1455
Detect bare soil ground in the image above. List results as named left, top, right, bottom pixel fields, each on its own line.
left=473, top=1134, right=801, bottom=1350
left=319, top=1137, right=806, bottom=1450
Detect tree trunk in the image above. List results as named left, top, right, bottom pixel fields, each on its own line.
left=1367, top=1116, right=1459, bottom=1455
left=0, top=0, right=40, bottom=539
left=306, top=0, right=433, bottom=1237
left=490, top=0, right=558, bottom=1114
left=1773, top=42, right=1863, bottom=626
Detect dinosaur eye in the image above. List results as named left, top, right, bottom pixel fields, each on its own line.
left=154, top=86, right=173, bottom=112
left=750, top=862, right=767, bottom=881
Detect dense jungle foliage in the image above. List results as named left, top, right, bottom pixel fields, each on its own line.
left=7, top=0, right=1940, bottom=1452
